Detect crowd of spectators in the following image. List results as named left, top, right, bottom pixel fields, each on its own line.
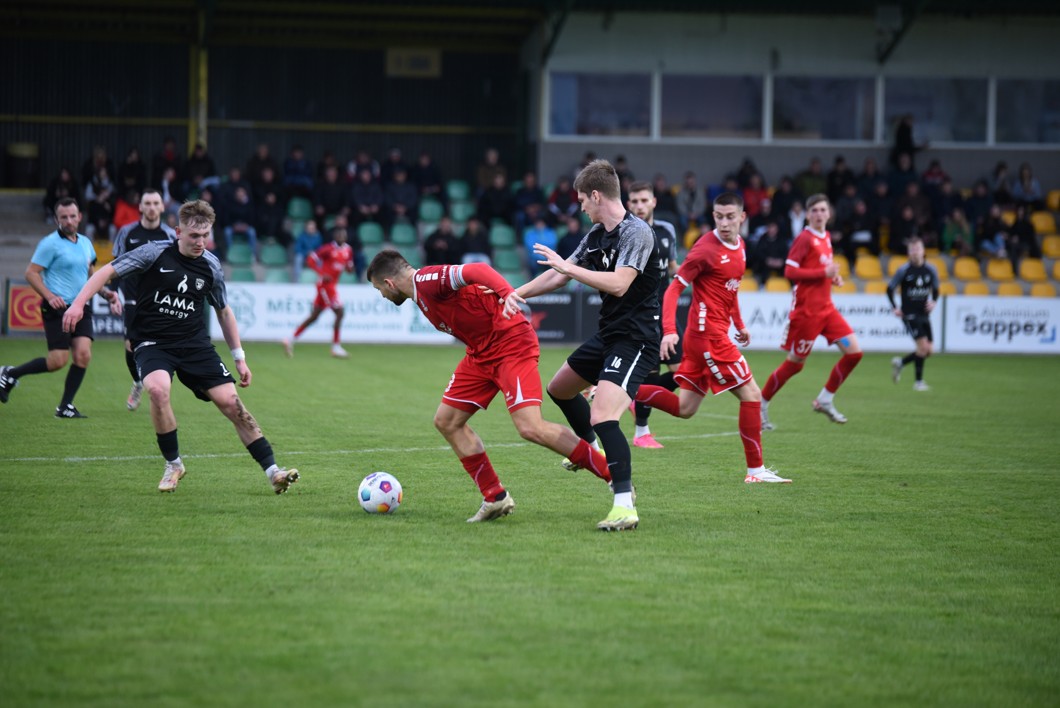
left=42, top=137, right=1054, bottom=284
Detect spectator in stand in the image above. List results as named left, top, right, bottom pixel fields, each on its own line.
left=150, top=136, right=181, bottom=190
left=423, top=216, right=461, bottom=266
left=920, top=159, right=949, bottom=198
left=316, top=150, right=340, bottom=182
left=787, top=200, right=807, bottom=244
left=217, top=166, right=252, bottom=209
left=475, top=147, right=507, bottom=197
left=1011, top=163, right=1045, bottom=211
left=746, top=198, right=776, bottom=246
left=735, top=157, right=760, bottom=189
left=894, top=181, right=936, bottom=247
left=117, top=147, right=147, bottom=197
left=857, top=157, right=883, bottom=201
left=742, top=172, right=770, bottom=220
left=890, top=204, right=919, bottom=255
left=379, top=147, right=409, bottom=186
left=282, top=145, right=314, bottom=198
left=222, top=185, right=258, bottom=261
left=931, top=178, right=964, bottom=236
left=43, top=167, right=80, bottom=218
left=826, top=155, right=856, bottom=204
left=940, top=206, right=974, bottom=257
left=1008, top=204, right=1042, bottom=266
left=751, top=221, right=789, bottom=285
left=990, top=161, right=1013, bottom=207
left=383, top=167, right=418, bottom=231
left=839, top=198, right=880, bottom=262
left=890, top=114, right=927, bottom=169
left=313, top=164, right=351, bottom=229
left=964, top=179, right=994, bottom=231
left=245, top=143, right=280, bottom=190
left=81, top=146, right=115, bottom=193
left=183, top=143, right=218, bottom=193
left=548, top=175, right=579, bottom=223
left=410, top=150, right=445, bottom=209
left=512, top=171, right=548, bottom=233
left=794, top=157, right=827, bottom=201
left=834, top=183, right=861, bottom=228
left=887, top=151, right=919, bottom=198
left=977, top=204, right=1010, bottom=259
left=556, top=214, right=584, bottom=261
left=523, top=216, right=558, bottom=276
left=477, top=172, right=512, bottom=225
left=865, top=180, right=893, bottom=240
left=351, top=167, right=383, bottom=224
left=158, top=166, right=184, bottom=219
left=84, top=165, right=116, bottom=241
left=253, top=165, right=286, bottom=244
left=652, top=174, right=679, bottom=224
left=770, top=175, right=800, bottom=218
left=675, top=171, right=706, bottom=233
left=613, top=154, right=634, bottom=183
left=293, top=219, right=322, bottom=282
left=113, top=189, right=141, bottom=230
left=346, top=149, right=380, bottom=183
left=459, top=217, right=492, bottom=265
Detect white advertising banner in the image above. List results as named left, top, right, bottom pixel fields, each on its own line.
left=943, top=296, right=1060, bottom=354
left=736, top=292, right=943, bottom=352
left=209, top=283, right=454, bottom=344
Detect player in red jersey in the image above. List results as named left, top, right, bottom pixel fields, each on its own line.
left=283, top=226, right=355, bottom=359
left=366, top=249, right=611, bottom=523
left=630, top=193, right=791, bottom=483
left=760, top=193, right=863, bottom=429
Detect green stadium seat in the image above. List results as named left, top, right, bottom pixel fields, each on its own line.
left=418, top=197, right=445, bottom=222
left=226, top=243, right=254, bottom=266
left=446, top=179, right=470, bottom=202
left=399, top=247, right=423, bottom=268
left=489, top=224, right=516, bottom=248
left=390, top=222, right=418, bottom=246
left=358, top=221, right=385, bottom=245
left=260, top=243, right=289, bottom=267
left=492, top=248, right=523, bottom=272
left=228, top=267, right=257, bottom=282
left=449, top=200, right=476, bottom=224
left=299, top=267, right=319, bottom=284
left=498, top=270, right=525, bottom=287
left=339, top=271, right=358, bottom=284
left=264, top=267, right=291, bottom=283
left=286, top=196, right=313, bottom=221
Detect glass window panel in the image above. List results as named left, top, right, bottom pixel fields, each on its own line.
left=549, top=72, right=650, bottom=136
left=996, top=80, right=1060, bottom=143
left=661, top=75, right=762, bottom=138
left=773, top=77, right=876, bottom=141
left=884, top=78, right=987, bottom=143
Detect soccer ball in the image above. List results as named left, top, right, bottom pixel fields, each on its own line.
left=358, top=472, right=403, bottom=514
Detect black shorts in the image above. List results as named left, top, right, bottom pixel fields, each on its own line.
left=904, top=315, right=932, bottom=342
left=567, top=333, right=660, bottom=399
left=123, top=302, right=138, bottom=335
left=134, top=342, right=235, bottom=402
left=41, top=301, right=93, bottom=350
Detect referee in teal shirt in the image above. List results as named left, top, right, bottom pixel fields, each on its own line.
left=0, top=198, right=121, bottom=417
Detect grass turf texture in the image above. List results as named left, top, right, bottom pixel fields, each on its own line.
left=0, top=338, right=1057, bottom=707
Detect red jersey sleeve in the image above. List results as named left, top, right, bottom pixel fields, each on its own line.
left=661, top=277, right=685, bottom=336
left=784, top=231, right=827, bottom=281
left=455, top=262, right=515, bottom=300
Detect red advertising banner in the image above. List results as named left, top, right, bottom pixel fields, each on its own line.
left=7, top=281, right=43, bottom=332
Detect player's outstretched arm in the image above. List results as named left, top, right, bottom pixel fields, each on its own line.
left=63, top=264, right=118, bottom=332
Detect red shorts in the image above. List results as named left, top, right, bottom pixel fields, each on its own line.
left=314, top=281, right=341, bottom=310
left=442, top=352, right=543, bottom=413
left=781, top=309, right=853, bottom=357
left=674, top=336, right=754, bottom=396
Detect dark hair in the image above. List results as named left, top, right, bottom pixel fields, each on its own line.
left=54, top=197, right=79, bottom=213
left=714, top=191, right=744, bottom=210
left=628, top=180, right=653, bottom=195
left=574, top=159, right=620, bottom=200
left=366, top=249, right=412, bottom=283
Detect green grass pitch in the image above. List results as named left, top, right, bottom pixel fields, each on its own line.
left=1, top=337, right=1058, bottom=707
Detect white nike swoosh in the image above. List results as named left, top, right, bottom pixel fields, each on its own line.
left=160, top=268, right=175, bottom=273
left=603, top=368, right=620, bottom=374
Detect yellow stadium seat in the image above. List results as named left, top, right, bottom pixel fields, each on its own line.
left=1042, top=235, right=1060, bottom=259
left=739, top=277, right=759, bottom=292
left=1047, top=189, right=1060, bottom=213
left=764, top=276, right=791, bottom=293
left=832, top=280, right=857, bottom=293
left=1031, top=211, right=1057, bottom=236
left=1000, top=210, right=1016, bottom=227
left=1053, top=261, right=1060, bottom=281
left=854, top=255, right=883, bottom=280
left=887, top=256, right=908, bottom=277
left=924, top=247, right=941, bottom=257
left=938, top=281, right=957, bottom=296
left=862, top=280, right=888, bottom=294
left=963, top=281, right=990, bottom=295
left=986, top=258, right=1015, bottom=282
left=996, top=282, right=1024, bottom=297
left=1019, top=259, right=1047, bottom=282
left=832, top=254, right=851, bottom=280
left=953, top=256, right=983, bottom=281
left=1030, top=282, right=1057, bottom=298
left=926, top=256, right=950, bottom=281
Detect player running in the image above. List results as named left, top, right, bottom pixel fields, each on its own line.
left=284, top=226, right=355, bottom=359
left=887, top=236, right=939, bottom=391
left=631, top=192, right=791, bottom=484
left=760, top=193, right=863, bottom=429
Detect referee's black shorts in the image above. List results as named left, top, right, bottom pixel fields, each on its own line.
left=41, top=301, right=93, bottom=350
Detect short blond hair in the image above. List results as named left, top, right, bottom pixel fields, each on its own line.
left=178, top=200, right=216, bottom=230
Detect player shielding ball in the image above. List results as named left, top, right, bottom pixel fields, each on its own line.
left=284, top=226, right=356, bottom=359
left=367, top=250, right=611, bottom=523
left=760, top=193, right=863, bottom=430
left=887, top=236, right=939, bottom=391
left=631, top=193, right=791, bottom=483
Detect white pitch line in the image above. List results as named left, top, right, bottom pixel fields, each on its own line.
left=2, top=431, right=739, bottom=464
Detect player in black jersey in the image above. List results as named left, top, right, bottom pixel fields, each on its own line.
left=506, top=159, right=662, bottom=531
left=626, top=180, right=681, bottom=449
left=112, top=189, right=176, bottom=411
left=886, top=237, right=939, bottom=391
left=63, top=200, right=299, bottom=495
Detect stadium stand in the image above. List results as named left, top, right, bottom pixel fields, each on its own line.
left=953, top=256, right=983, bottom=281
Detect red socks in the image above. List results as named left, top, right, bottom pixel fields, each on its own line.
left=635, top=385, right=681, bottom=416
left=762, top=359, right=804, bottom=401
left=825, top=352, right=863, bottom=393
left=567, top=439, right=611, bottom=482
left=738, top=401, right=764, bottom=468
left=460, top=451, right=504, bottom=501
